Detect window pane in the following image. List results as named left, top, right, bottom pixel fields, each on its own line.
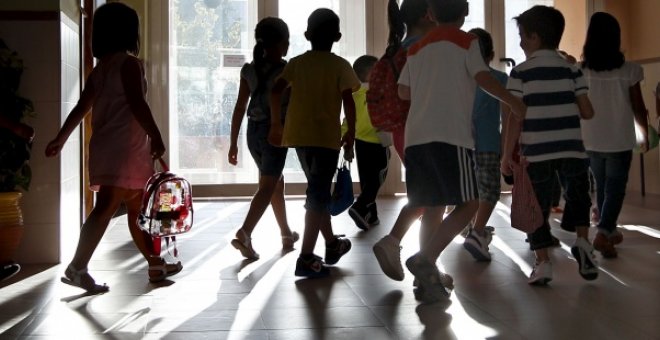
left=463, top=0, right=485, bottom=32
left=170, top=0, right=260, bottom=184
left=504, top=0, right=554, bottom=71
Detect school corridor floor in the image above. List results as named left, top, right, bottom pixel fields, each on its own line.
left=1, top=193, right=659, bottom=339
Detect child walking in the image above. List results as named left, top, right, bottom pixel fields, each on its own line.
left=462, top=28, right=508, bottom=262
left=373, top=0, right=437, bottom=282
left=45, top=2, right=180, bottom=292
left=502, top=5, right=597, bottom=285
left=269, top=8, right=360, bottom=278
left=580, top=12, right=650, bottom=258
left=228, top=17, right=298, bottom=260
left=399, top=0, right=525, bottom=302
left=345, top=55, right=391, bottom=230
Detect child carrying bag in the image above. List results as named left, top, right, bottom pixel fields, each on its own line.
left=138, top=158, right=194, bottom=255
left=510, top=157, right=543, bottom=234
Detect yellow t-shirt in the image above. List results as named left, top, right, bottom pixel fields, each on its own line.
left=342, top=85, right=380, bottom=144
left=279, top=51, right=361, bottom=150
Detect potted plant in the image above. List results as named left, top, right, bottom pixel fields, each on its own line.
left=0, top=39, right=35, bottom=281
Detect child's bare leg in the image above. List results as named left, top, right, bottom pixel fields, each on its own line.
left=390, top=204, right=423, bottom=242
left=270, top=176, right=294, bottom=237
left=473, top=201, right=495, bottom=233
left=301, top=209, right=323, bottom=255
left=421, top=200, right=479, bottom=261
left=236, top=174, right=279, bottom=239
left=69, top=186, right=123, bottom=271
left=419, top=206, right=443, bottom=252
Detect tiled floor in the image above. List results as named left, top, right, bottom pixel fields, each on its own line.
left=2, top=193, right=660, bottom=339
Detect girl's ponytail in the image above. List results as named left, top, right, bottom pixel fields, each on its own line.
left=386, top=0, right=404, bottom=56
left=252, top=39, right=266, bottom=69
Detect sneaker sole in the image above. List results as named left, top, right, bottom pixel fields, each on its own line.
left=528, top=277, right=552, bottom=285
left=571, top=246, right=598, bottom=281
left=348, top=209, right=370, bottom=230
left=373, top=244, right=404, bottom=281
left=463, top=241, right=491, bottom=262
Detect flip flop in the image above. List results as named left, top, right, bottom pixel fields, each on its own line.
left=149, top=260, right=183, bottom=283
left=231, top=229, right=259, bottom=260
left=61, top=265, right=109, bottom=293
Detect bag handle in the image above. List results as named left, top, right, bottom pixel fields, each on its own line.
left=155, top=158, right=170, bottom=172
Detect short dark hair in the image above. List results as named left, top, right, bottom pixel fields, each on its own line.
left=469, top=28, right=494, bottom=61
left=306, top=8, right=340, bottom=45
left=427, top=0, right=468, bottom=23
left=514, top=5, right=564, bottom=49
left=352, top=55, right=378, bottom=82
left=92, top=2, right=140, bottom=58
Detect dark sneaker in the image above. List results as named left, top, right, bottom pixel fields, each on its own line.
left=593, top=232, right=617, bottom=258
left=571, top=238, right=599, bottom=280
left=367, top=203, right=380, bottom=226
left=325, top=235, right=352, bottom=265
left=348, top=204, right=370, bottom=230
left=609, top=229, right=623, bottom=245
left=295, top=254, right=329, bottom=278
left=405, top=254, right=450, bottom=301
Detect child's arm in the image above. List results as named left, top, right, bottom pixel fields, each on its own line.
left=0, top=114, right=34, bottom=142
left=475, top=71, right=526, bottom=120
left=121, top=57, right=165, bottom=158
left=500, top=108, right=522, bottom=177
left=45, top=78, right=97, bottom=157
left=341, top=88, right=356, bottom=161
left=228, top=78, right=250, bottom=165
left=268, top=77, right=288, bottom=146
left=629, top=82, right=649, bottom=152
left=576, top=94, right=595, bottom=120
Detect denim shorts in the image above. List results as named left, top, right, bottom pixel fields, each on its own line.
left=526, top=158, right=592, bottom=250
left=295, top=147, right=340, bottom=212
left=247, top=120, right=288, bottom=176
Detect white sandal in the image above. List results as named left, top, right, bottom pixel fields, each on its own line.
left=61, top=265, right=109, bottom=293
left=282, top=231, right=300, bottom=250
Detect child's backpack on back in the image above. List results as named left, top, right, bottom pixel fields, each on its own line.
left=139, top=159, right=193, bottom=255
left=366, top=46, right=410, bottom=132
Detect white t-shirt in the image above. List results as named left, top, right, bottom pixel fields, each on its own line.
left=581, top=61, right=644, bottom=152
left=398, top=26, right=488, bottom=149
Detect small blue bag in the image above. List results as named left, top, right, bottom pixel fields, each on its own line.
left=328, top=160, right=354, bottom=216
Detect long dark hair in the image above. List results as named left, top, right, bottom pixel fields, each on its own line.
left=252, top=17, right=289, bottom=91
left=92, top=2, right=140, bottom=58
left=582, top=12, right=625, bottom=71
left=386, top=0, right=428, bottom=56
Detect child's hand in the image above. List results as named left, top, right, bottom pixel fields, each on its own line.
left=341, top=131, right=355, bottom=161
left=268, top=124, right=283, bottom=146
left=45, top=138, right=64, bottom=157
left=500, top=155, right=513, bottom=177
left=150, top=137, right=166, bottom=159
left=228, top=144, right=238, bottom=165
left=13, top=123, right=34, bottom=143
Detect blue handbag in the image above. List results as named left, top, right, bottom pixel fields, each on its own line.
left=328, top=160, right=354, bottom=216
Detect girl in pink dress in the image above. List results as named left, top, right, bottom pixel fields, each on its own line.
left=45, top=3, right=180, bottom=292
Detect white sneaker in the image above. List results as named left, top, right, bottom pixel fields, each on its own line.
left=373, top=235, right=404, bottom=281
left=463, top=228, right=492, bottom=261
left=528, top=261, right=553, bottom=285
left=571, top=237, right=599, bottom=281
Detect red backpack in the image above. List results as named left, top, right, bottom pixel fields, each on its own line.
left=366, top=47, right=410, bottom=132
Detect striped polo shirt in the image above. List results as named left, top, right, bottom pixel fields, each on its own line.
left=506, top=49, right=588, bottom=162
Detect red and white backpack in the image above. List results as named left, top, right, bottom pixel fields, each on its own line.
left=138, top=159, right=193, bottom=255
left=366, top=46, right=410, bottom=132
